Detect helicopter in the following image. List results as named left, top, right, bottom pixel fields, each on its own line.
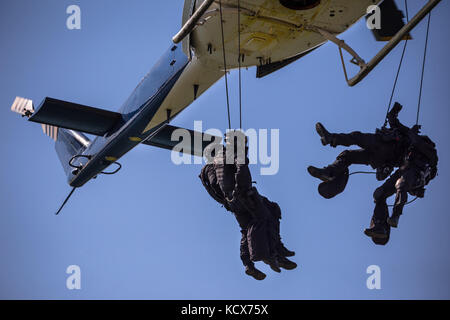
left=10, top=0, right=440, bottom=214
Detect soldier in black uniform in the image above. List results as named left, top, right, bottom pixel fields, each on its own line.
left=364, top=104, right=438, bottom=239
left=308, top=102, right=410, bottom=199
left=200, top=132, right=296, bottom=280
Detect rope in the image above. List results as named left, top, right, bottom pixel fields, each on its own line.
left=388, top=196, right=418, bottom=207
left=219, top=0, right=232, bottom=130
left=351, top=1, right=433, bottom=209
left=238, top=0, right=242, bottom=129
left=384, top=0, right=409, bottom=126
left=417, top=12, right=432, bottom=125
left=349, top=171, right=376, bottom=176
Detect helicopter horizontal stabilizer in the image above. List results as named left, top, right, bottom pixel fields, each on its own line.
left=28, top=97, right=123, bottom=136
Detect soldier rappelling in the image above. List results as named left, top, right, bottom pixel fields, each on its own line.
left=307, top=102, right=438, bottom=245
left=307, top=102, right=410, bottom=199
left=364, top=103, right=438, bottom=240
left=200, top=131, right=296, bottom=280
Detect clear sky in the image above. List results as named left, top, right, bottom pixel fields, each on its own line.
left=1, top=0, right=449, bottom=299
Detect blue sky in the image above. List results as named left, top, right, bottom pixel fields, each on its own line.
left=0, top=0, right=449, bottom=299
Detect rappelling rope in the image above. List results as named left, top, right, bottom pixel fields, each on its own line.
left=416, top=12, right=432, bottom=126
left=238, top=0, right=243, bottom=129
left=384, top=0, right=432, bottom=127
left=219, top=0, right=232, bottom=130
left=348, top=171, right=376, bottom=176
left=351, top=1, right=432, bottom=208
left=395, top=196, right=419, bottom=207
left=218, top=0, right=244, bottom=131
left=384, top=0, right=410, bottom=127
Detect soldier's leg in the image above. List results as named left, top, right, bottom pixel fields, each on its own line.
left=332, top=132, right=378, bottom=149
left=234, top=212, right=252, bottom=261
left=260, top=197, right=297, bottom=270
left=364, top=171, right=399, bottom=239
left=316, top=123, right=377, bottom=149
left=233, top=211, right=266, bottom=280
left=234, top=196, right=277, bottom=271
left=308, top=149, right=371, bottom=181
left=261, top=197, right=295, bottom=257
left=238, top=229, right=252, bottom=266
left=261, top=199, right=280, bottom=260
left=245, top=191, right=282, bottom=273
left=388, top=168, right=418, bottom=228
left=246, top=189, right=272, bottom=220
left=269, top=209, right=298, bottom=271
left=332, top=149, right=372, bottom=174
left=373, top=176, right=396, bottom=222
left=240, top=229, right=266, bottom=280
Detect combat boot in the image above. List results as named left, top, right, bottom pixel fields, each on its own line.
left=263, top=258, right=281, bottom=273
left=307, top=166, right=335, bottom=182
left=278, top=257, right=297, bottom=270
left=364, top=223, right=388, bottom=239
left=315, top=122, right=335, bottom=147
left=245, top=265, right=266, bottom=281
left=387, top=214, right=400, bottom=228
left=278, top=242, right=295, bottom=257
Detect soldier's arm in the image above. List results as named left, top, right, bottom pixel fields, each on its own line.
left=387, top=102, right=410, bottom=134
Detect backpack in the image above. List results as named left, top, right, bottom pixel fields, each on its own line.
left=199, top=164, right=230, bottom=211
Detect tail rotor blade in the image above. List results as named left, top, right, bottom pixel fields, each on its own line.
left=11, top=96, right=34, bottom=116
